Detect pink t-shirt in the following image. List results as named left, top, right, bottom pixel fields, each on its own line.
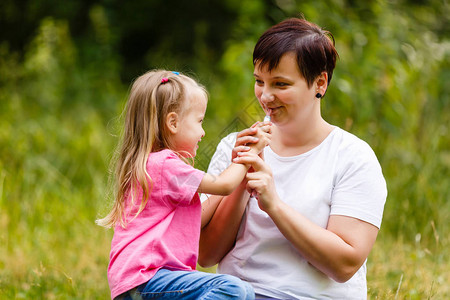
left=108, top=149, right=205, bottom=299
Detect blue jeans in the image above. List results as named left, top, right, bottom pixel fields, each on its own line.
left=116, top=268, right=255, bottom=299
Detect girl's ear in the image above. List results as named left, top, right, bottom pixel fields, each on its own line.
left=166, top=112, right=179, bottom=134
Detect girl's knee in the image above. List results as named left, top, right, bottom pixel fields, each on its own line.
left=215, top=274, right=255, bottom=300
left=243, top=280, right=255, bottom=300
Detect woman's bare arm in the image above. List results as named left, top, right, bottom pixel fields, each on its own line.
left=198, top=180, right=250, bottom=267
left=198, top=125, right=270, bottom=267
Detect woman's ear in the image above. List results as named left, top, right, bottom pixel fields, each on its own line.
left=166, top=112, right=179, bottom=134
left=315, top=72, right=328, bottom=96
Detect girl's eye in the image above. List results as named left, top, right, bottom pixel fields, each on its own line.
left=255, top=79, right=264, bottom=85
left=275, top=82, right=288, bottom=87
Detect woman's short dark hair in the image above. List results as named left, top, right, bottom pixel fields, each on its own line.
left=253, top=18, right=338, bottom=88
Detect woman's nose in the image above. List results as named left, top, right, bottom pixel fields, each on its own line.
left=261, top=90, right=274, bottom=103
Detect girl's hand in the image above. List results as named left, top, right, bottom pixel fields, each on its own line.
left=233, top=152, right=279, bottom=212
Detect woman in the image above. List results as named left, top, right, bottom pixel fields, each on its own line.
left=199, top=18, right=387, bottom=299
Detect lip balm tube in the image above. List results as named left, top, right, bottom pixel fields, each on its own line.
left=264, top=115, right=271, bottom=122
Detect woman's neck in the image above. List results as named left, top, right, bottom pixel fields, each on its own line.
left=270, top=117, right=334, bottom=157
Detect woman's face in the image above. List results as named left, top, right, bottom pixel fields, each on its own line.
left=254, top=52, right=318, bottom=126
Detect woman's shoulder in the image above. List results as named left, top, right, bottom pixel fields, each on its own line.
left=333, top=127, right=373, bottom=151
left=206, top=132, right=238, bottom=175
left=218, top=132, right=238, bottom=149
left=212, top=132, right=238, bottom=158
left=331, top=127, right=380, bottom=164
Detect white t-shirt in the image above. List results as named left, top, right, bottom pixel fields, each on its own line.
left=201, top=127, right=387, bottom=299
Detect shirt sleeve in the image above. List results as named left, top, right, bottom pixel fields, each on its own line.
left=161, top=151, right=205, bottom=206
left=330, top=141, right=387, bottom=228
left=199, top=132, right=237, bottom=203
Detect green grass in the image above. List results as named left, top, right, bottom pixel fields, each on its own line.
left=1, top=218, right=447, bottom=299
left=366, top=231, right=449, bottom=299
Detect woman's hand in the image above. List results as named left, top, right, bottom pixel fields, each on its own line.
left=231, top=127, right=258, bottom=161
left=233, top=152, right=279, bottom=212
left=250, top=122, right=272, bottom=154
left=231, top=121, right=272, bottom=161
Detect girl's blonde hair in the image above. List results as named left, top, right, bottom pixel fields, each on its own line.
left=96, top=70, right=207, bottom=228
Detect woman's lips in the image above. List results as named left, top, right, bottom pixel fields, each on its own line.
left=267, top=106, right=280, bottom=115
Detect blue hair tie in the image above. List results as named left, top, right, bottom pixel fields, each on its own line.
left=172, top=71, right=180, bottom=75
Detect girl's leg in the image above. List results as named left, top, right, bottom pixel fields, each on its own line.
left=130, top=268, right=254, bottom=300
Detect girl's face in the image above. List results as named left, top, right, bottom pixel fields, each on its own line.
left=172, top=88, right=207, bottom=157
left=254, top=52, right=319, bottom=126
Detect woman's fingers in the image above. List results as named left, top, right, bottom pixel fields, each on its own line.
left=246, top=184, right=256, bottom=196
left=237, top=127, right=257, bottom=138
left=233, top=152, right=258, bottom=163
left=245, top=171, right=263, bottom=180
left=235, top=135, right=259, bottom=146
left=231, top=145, right=251, bottom=160
left=235, top=122, right=272, bottom=147
left=234, top=123, right=272, bottom=159
left=252, top=120, right=272, bottom=129
left=260, top=124, right=272, bottom=133
left=233, top=145, right=251, bottom=153
left=252, top=120, right=272, bottom=128
left=233, top=152, right=266, bottom=172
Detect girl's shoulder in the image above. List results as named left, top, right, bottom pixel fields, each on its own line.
left=147, top=149, right=181, bottom=169
left=149, top=148, right=178, bottom=160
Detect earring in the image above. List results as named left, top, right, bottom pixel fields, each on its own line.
left=315, top=93, right=322, bottom=98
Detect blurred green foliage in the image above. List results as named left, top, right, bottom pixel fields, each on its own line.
left=0, top=0, right=448, bottom=298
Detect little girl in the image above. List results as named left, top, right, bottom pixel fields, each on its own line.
left=96, top=70, right=270, bottom=300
